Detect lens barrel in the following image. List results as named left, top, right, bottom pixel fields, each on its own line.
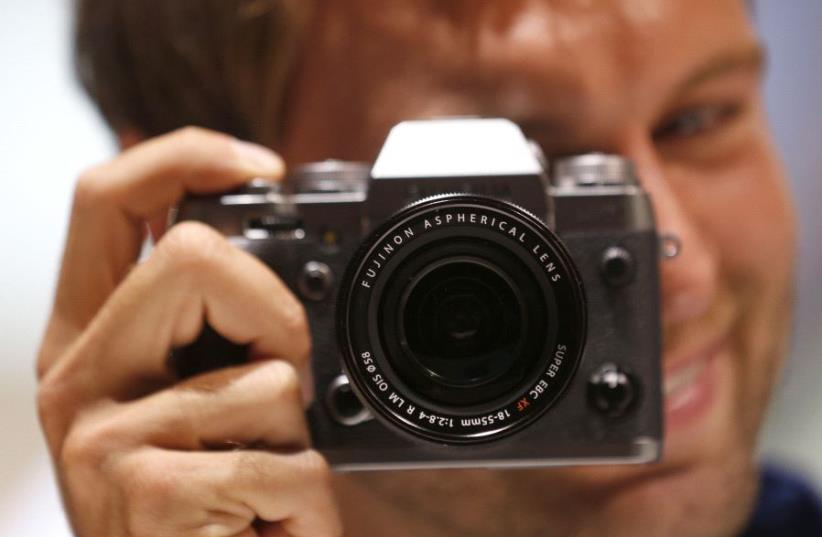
left=337, top=195, right=586, bottom=443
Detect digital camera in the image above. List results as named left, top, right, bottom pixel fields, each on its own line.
left=175, top=118, right=663, bottom=470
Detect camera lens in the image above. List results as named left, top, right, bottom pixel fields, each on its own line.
left=378, top=244, right=548, bottom=408
left=338, top=195, right=586, bottom=443
left=396, top=256, right=539, bottom=406
left=401, top=259, right=522, bottom=389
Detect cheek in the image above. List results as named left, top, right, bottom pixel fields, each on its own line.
left=672, top=138, right=796, bottom=299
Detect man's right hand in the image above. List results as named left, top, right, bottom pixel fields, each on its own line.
left=35, top=127, right=342, bottom=537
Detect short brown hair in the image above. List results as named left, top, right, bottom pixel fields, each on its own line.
left=74, top=0, right=309, bottom=144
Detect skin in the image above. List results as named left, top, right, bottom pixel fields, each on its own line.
left=36, top=0, right=795, bottom=536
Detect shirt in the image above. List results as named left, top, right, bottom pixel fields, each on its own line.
left=739, top=465, right=822, bottom=537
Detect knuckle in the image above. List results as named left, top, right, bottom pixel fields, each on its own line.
left=123, top=456, right=179, bottom=504
left=171, top=126, right=239, bottom=176
left=297, top=449, right=332, bottom=485
left=36, top=376, right=67, bottom=421
left=131, top=465, right=179, bottom=505
left=233, top=451, right=269, bottom=484
left=262, top=361, right=302, bottom=403
left=60, top=417, right=118, bottom=469
left=157, top=221, right=229, bottom=273
left=73, top=165, right=111, bottom=209
left=36, top=376, right=73, bottom=447
left=117, top=454, right=185, bottom=536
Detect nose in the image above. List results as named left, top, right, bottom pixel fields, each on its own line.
left=620, top=136, right=720, bottom=326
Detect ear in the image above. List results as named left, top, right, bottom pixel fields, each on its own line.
left=117, top=129, right=145, bottom=151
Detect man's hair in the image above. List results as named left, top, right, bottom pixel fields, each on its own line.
left=74, top=0, right=308, bottom=143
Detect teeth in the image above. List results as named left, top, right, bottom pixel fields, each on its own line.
left=664, top=360, right=707, bottom=396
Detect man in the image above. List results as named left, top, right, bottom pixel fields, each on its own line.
left=35, top=0, right=814, bottom=535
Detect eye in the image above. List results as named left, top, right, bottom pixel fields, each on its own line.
left=652, top=103, right=742, bottom=142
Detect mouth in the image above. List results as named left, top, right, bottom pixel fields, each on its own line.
left=663, top=335, right=728, bottom=431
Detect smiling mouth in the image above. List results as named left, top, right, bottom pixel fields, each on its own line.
left=665, top=356, right=710, bottom=397
left=662, top=335, right=728, bottom=429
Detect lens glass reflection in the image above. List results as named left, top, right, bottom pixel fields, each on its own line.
left=401, top=260, right=523, bottom=388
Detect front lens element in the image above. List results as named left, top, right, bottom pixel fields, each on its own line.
left=402, top=259, right=522, bottom=388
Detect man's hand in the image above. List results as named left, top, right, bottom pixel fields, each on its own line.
left=36, top=127, right=342, bottom=537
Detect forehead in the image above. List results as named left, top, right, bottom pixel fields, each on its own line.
left=289, top=0, right=757, bottom=158
left=335, top=0, right=752, bottom=53
left=324, top=1, right=752, bottom=103
left=322, top=0, right=753, bottom=87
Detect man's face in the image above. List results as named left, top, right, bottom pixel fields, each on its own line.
left=279, top=0, right=796, bottom=535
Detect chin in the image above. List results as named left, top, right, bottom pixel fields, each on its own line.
left=570, top=459, right=759, bottom=537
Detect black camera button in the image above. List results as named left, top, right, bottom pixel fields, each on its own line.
left=326, top=375, right=373, bottom=426
left=588, top=364, right=637, bottom=418
left=599, top=246, right=635, bottom=287
left=298, top=261, right=334, bottom=301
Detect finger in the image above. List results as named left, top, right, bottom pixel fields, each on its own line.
left=44, top=360, right=309, bottom=467
left=40, top=127, right=284, bottom=374
left=118, top=360, right=311, bottom=451
left=113, top=448, right=341, bottom=537
left=41, top=222, right=311, bottom=424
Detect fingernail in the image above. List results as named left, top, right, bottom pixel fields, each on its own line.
left=232, top=139, right=285, bottom=176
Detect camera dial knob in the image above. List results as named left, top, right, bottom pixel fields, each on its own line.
left=553, top=153, right=637, bottom=188
left=588, top=363, right=637, bottom=418
left=290, top=160, right=370, bottom=193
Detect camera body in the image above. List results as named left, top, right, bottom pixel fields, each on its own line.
left=176, top=118, right=662, bottom=471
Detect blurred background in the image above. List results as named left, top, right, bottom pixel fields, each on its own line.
left=1, top=1, right=820, bottom=533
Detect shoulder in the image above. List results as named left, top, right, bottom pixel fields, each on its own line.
left=739, top=465, right=822, bottom=537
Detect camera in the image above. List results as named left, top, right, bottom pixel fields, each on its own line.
left=174, top=118, right=663, bottom=470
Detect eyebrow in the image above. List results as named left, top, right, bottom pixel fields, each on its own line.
left=677, top=45, right=767, bottom=94
left=512, top=45, right=767, bottom=145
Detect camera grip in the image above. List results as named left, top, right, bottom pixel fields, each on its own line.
left=169, top=324, right=250, bottom=379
